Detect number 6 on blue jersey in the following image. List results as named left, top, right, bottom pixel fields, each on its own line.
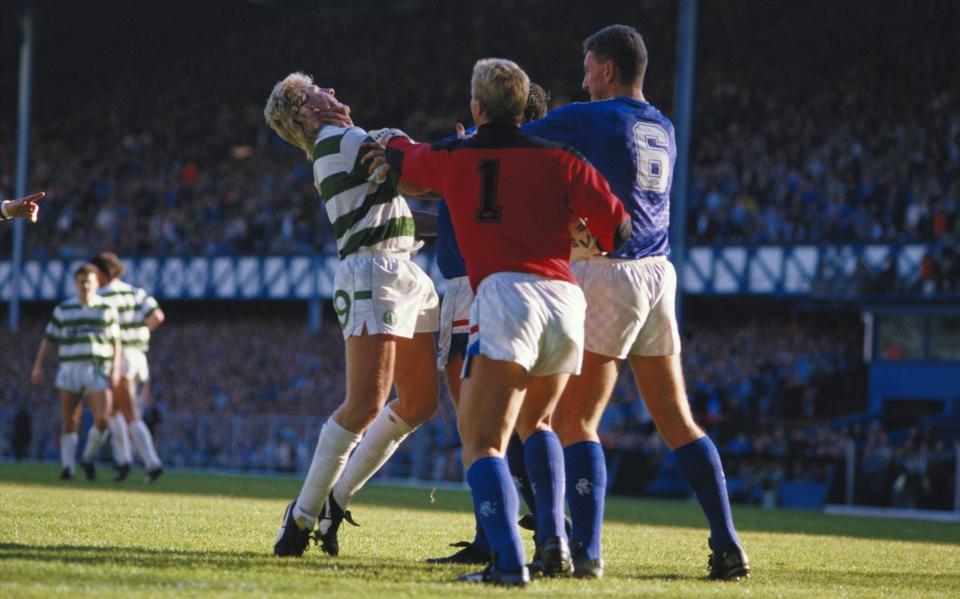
left=633, top=122, right=671, bottom=193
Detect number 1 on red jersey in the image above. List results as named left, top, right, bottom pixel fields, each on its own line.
left=476, top=159, right=502, bottom=223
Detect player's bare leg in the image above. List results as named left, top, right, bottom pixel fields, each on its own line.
left=629, top=353, right=749, bottom=580
left=627, top=354, right=702, bottom=447
left=78, top=389, right=113, bottom=481
left=513, top=373, right=574, bottom=577
left=553, top=351, right=620, bottom=445
left=458, top=355, right=529, bottom=584
left=390, top=332, right=440, bottom=426
left=58, top=391, right=84, bottom=479
left=444, top=353, right=463, bottom=410
left=277, top=332, right=394, bottom=557
left=330, top=332, right=437, bottom=519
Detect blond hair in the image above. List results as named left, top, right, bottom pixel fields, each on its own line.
left=264, top=72, right=318, bottom=159
left=471, top=58, right=529, bottom=125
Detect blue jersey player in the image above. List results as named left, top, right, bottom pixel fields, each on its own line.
left=522, top=25, right=749, bottom=581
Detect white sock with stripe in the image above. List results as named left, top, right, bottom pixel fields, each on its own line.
left=81, top=426, right=108, bottom=463
left=332, top=405, right=415, bottom=509
left=61, top=432, right=79, bottom=473
left=130, top=420, right=162, bottom=470
left=293, top=418, right=362, bottom=529
left=108, top=415, right=133, bottom=465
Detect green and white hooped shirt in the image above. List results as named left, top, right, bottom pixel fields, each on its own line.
left=44, top=296, right=120, bottom=365
left=99, top=279, right=160, bottom=352
left=312, top=125, right=417, bottom=259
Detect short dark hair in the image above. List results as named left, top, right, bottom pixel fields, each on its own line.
left=583, top=24, right=647, bottom=88
left=75, top=263, right=100, bottom=280
left=524, top=82, right=551, bottom=123
left=90, top=251, right=124, bottom=280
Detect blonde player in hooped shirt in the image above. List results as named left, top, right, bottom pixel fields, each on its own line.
left=31, top=263, right=121, bottom=481
left=91, top=251, right=166, bottom=483
left=264, top=73, right=440, bottom=558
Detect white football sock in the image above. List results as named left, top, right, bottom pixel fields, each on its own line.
left=61, top=432, right=79, bottom=472
left=130, top=420, right=162, bottom=470
left=108, top=415, right=133, bottom=465
left=81, top=426, right=108, bottom=463
left=293, top=418, right=362, bottom=529
left=332, top=405, right=415, bottom=509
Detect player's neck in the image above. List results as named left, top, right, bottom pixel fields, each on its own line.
left=607, top=83, right=644, bottom=102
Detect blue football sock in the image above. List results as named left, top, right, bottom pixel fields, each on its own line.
left=673, top=436, right=741, bottom=552
left=471, top=507, right=490, bottom=552
left=523, top=430, right=566, bottom=542
left=564, top=440, right=606, bottom=560
left=467, top=457, right=525, bottom=571
left=506, top=434, right=537, bottom=514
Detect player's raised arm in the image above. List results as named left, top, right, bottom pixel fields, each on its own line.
left=1, top=191, right=46, bottom=223
left=383, top=136, right=452, bottom=198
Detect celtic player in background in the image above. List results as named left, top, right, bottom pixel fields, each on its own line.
left=30, top=263, right=121, bottom=481
left=91, top=252, right=166, bottom=483
left=264, top=73, right=439, bottom=558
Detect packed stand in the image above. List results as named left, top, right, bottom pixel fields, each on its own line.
left=1, top=1, right=957, bottom=260
left=8, top=308, right=951, bottom=510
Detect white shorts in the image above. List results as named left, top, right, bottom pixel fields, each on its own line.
left=56, top=362, right=110, bottom=395
left=572, top=255, right=681, bottom=359
left=333, top=251, right=440, bottom=339
left=465, top=272, right=585, bottom=377
left=437, top=275, right=473, bottom=369
left=121, top=347, right=150, bottom=383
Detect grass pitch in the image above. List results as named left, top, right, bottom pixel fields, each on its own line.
left=1, top=462, right=958, bottom=598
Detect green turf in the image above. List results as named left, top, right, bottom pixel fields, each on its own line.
left=1, top=462, right=957, bottom=598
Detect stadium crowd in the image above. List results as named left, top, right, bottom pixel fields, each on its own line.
left=1, top=1, right=957, bottom=263
left=3, top=309, right=953, bottom=508
left=1, top=1, right=956, bottom=514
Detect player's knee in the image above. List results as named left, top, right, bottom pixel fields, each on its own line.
left=413, top=397, right=439, bottom=425
left=515, top=413, right=550, bottom=441
left=93, top=417, right=110, bottom=431
left=396, top=397, right=438, bottom=428
left=461, top=444, right=498, bottom=470
left=339, top=401, right=383, bottom=432
left=552, top=412, right=593, bottom=446
left=661, top=420, right=704, bottom=449
left=122, top=404, right=139, bottom=421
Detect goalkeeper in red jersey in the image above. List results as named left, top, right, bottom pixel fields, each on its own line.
left=368, top=58, right=630, bottom=585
